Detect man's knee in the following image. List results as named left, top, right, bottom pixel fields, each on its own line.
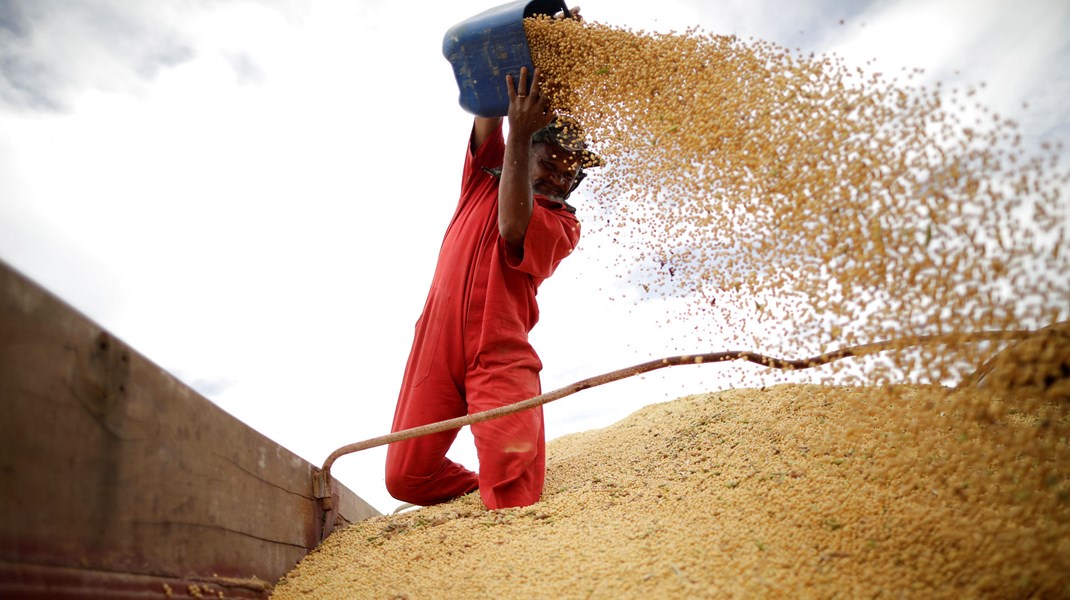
left=384, top=442, right=426, bottom=501
left=384, top=469, right=420, bottom=504
left=385, top=460, right=478, bottom=506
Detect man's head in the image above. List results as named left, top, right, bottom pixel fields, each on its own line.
left=530, top=117, right=603, bottom=202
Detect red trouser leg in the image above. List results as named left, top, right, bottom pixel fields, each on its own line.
left=385, top=344, right=479, bottom=506
left=467, top=364, right=545, bottom=509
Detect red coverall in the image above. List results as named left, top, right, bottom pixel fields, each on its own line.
left=384, top=122, right=581, bottom=509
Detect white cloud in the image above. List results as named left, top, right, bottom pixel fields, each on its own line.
left=0, top=0, right=199, bottom=110
left=824, top=0, right=1070, bottom=137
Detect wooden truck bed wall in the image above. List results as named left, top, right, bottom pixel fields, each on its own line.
left=0, top=259, right=380, bottom=599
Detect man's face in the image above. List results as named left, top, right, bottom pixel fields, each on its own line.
left=530, top=142, right=582, bottom=202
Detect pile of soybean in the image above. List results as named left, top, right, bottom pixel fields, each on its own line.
left=526, top=17, right=1068, bottom=387
left=271, top=384, right=1069, bottom=598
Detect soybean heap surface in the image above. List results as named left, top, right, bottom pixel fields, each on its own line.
left=272, top=384, right=1069, bottom=598
left=273, top=17, right=1069, bottom=599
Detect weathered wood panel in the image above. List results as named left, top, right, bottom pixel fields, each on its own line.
left=0, top=260, right=379, bottom=598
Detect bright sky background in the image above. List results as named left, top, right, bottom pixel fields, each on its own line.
left=2, top=0, right=1067, bottom=514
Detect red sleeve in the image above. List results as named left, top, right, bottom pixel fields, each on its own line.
left=462, top=122, right=505, bottom=193
left=505, top=200, right=581, bottom=279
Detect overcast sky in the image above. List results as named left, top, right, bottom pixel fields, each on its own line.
left=2, top=0, right=1067, bottom=514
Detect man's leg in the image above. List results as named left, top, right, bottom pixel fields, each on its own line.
left=385, top=351, right=478, bottom=506
left=467, top=365, right=545, bottom=509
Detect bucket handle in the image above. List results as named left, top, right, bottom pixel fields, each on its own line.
left=525, top=0, right=575, bottom=20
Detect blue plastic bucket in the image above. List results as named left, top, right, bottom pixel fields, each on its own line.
left=443, top=0, right=571, bottom=118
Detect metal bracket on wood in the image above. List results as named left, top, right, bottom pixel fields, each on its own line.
left=311, top=467, right=339, bottom=542
left=311, top=468, right=330, bottom=503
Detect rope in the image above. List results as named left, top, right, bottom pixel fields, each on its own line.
left=319, top=328, right=1032, bottom=475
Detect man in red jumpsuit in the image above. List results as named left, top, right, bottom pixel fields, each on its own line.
left=385, top=66, right=602, bottom=510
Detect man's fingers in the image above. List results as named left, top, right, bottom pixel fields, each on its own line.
left=517, top=66, right=530, bottom=97
left=555, top=5, right=581, bottom=19
left=506, top=73, right=517, bottom=99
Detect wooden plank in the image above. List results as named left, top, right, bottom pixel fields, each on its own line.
left=0, top=560, right=272, bottom=599
left=0, top=260, right=379, bottom=597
